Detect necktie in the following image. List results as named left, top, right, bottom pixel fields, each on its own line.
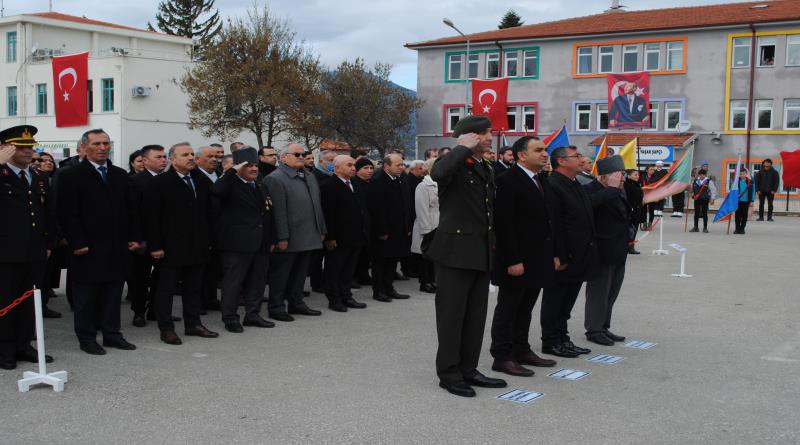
left=183, top=175, right=196, bottom=198
left=249, top=182, right=257, bottom=190
left=533, top=174, right=543, bottom=194
left=19, top=170, right=29, bottom=187
left=97, top=165, right=108, bottom=183
left=345, top=179, right=352, bottom=192
left=297, top=171, right=305, bottom=179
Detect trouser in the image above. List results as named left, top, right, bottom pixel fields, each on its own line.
left=0, top=261, right=42, bottom=361
left=629, top=224, right=639, bottom=246
left=268, top=250, right=312, bottom=315
left=371, top=256, right=398, bottom=295
left=201, top=248, right=222, bottom=308
left=540, top=281, right=584, bottom=348
left=758, top=193, right=774, bottom=219
left=354, top=246, right=371, bottom=283
left=323, top=246, right=360, bottom=303
left=648, top=199, right=665, bottom=223
left=127, top=252, right=157, bottom=316
left=434, top=264, right=489, bottom=383
left=418, top=256, right=436, bottom=285
left=72, top=280, right=125, bottom=346
left=220, top=251, right=267, bottom=323
left=309, top=249, right=325, bottom=290
left=153, top=265, right=203, bottom=331
left=672, top=192, right=685, bottom=213
left=585, top=263, right=626, bottom=335
left=735, top=201, right=750, bottom=232
left=401, top=254, right=419, bottom=276
left=490, top=286, right=541, bottom=361
left=694, top=199, right=710, bottom=228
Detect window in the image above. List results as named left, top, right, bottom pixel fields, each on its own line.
left=578, top=47, right=593, bottom=74
left=506, top=106, right=517, bottom=131
left=645, top=43, right=660, bottom=71
left=757, top=36, right=776, bottom=67
left=523, top=106, right=536, bottom=132
left=36, top=84, right=47, bottom=115
left=733, top=37, right=751, bottom=68
left=597, top=104, right=609, bottom=130
left=667, top=41, right=683, bottom=70
left=87, top=79, right=94, bottom=113
left=664, top=102, right=681, bottom=130
left=448, top=54, right=463, bottom=81
left=486, top=52, right=499, bottom=79
left=6, top=86, right=16, bottom=116
left=6, top=32, right=17, bottom=63
left=468, top=54, right=479, bottom=79
left=784, top=99, right=800, bottom=129
left=648, top=103, right=659, bottom=130
left=522, top=50, right=537, bottom=77
left=787, top=35, right=800, bottom=66
left=730, top=100, right=748, bottom=130
left=623, top=45, right=638, bottom=72
left=447, top=107, right=462, bottom=132
left=755, top=100, right=772, bottom=129
left=599, top=46, right=614, bottom=73
left=504, top=52, right=518, bottom=77
left=576, top=104, right=591, bottom=131
left=102, top=78, right=114, bottom=112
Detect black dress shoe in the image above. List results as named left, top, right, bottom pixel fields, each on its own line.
left=586, top=333, right=614, bottom=346
left=302, top=290, right=311, bottom=296
left=605, top=330, right=626, bottom=342
left=404, top=271, right=419, bottom=279
left=132, top=314, right=146, bottom=327
left=464, top=370, right=507, bottom=388
left=439, top=380, right=476, bottom=398
left=0, top=359, right=15, bottom=370
left=270, top=312, right=295, bottom=322
left=350, top=281, right=362, bottom=289
left=243, top=316, right=275, bottom=328
left=394, top=273, right=410, bottom=281
left=160, top=330, right=183, bottom=345
left=328, top=301, right=348, bottom=312
left=225, top=321, right=244, bottom=333
left=16, top=347, right=54, bottom=363
left=185, top=325, right=219, bottom=338
left=43, top=307, right=62, bottom=318
left=373, top=293, right=392, bottom=302
left=80, top=342, right=107, bottom=355
left=541, top=344, right=579, bottom=358
left=103, top=337, right=137, bottom=350
left=492, top=360, right=535, bottom=377
left=387, top=290, right=410, bottom=300
left=419, top=283, right=436, bottom=293
left=515, top=351, right=557, bottom=367
left=171, top=315, right=182, bottom=322
left=628, top=247, right=640, bottom=255
left=344, top=297, right=367, bottom=309
left=288, top=306, right=322, bottom=316
left=563, top=341, right=591, bottom=355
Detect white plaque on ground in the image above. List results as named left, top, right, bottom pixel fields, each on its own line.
left=586, top=354, right=625, bottom=364
left=547, top=368, right=591, bottom=380
left=496, top=389, right=544, bottom=404
left=623, top=340, right=657, bottom=349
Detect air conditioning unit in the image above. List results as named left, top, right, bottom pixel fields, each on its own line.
left=131, top=86, right=152, bottom=98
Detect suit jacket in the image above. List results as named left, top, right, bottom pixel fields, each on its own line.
left=58, top=155, right=81, bottom=169
left=584, top=181, right=630, bottom=266
left=755, top=168, right=780, bottom=193
left=610, top=94, right=647, bottom=124
left=143, top=169, right=212, bottom=266
left=624, top=178, right=645, bottom=225
left=546, top=171, right=597, bottom=283
left=427, top=146, right=495, bottom=272
left=129, top=170, right=158, bottom=235
left=492, top=164, right=554, bottom=288
left=493, top=160, right=511, bottom=177
left=213, top=169, right=274, bottom=254
left=312, top=166, right=333, bottom=187
left=367, top=170, right=412, bottom=258
left=263, top=164, right=326, bottom=252
left=321, top=176, right=367, bottom=248
left=57, top=159, right=140, bottom=283
left=0, top=165, right=53, bottom=262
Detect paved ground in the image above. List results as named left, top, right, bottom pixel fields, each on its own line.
left=1, top=216, right=799, bottom=444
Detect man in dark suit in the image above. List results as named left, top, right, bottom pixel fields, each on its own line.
left=351, top=158, right=374, bottom=286
left=321, top=155, right=369, bottom=312
left=367, top=153, right=412, bottom=302
left=213, top=147, right=275, bottom=332
left=493, top=146, right=514, bottom=177
left=126, top=145, right=167, bottom=327
left=309, top=149, right=336, bottom=293
left=144, top=143, right=219, bottom=345
left=401, top=160, right=425, bottom=279
left=541, top=145, right=598, bottom=358
left=490, top=136, right=557, bottom=378
left=609, top=81, right=648, bottom=126
left=57, top=129, right=140, bottom=355
left=0, top=126, right=55, bottom=369
left=257, top=146, right=277, bottom=181
left=428, top=116, right=507, bottom=398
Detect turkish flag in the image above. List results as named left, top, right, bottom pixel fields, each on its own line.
left=780, top=149, right=800, bottom=188
left=471, top=78, right=508, bottom=131
left=52, top=52, right=89, bottom=127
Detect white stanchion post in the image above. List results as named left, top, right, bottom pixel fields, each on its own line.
left=669, top=244, right=692, bottom=278
left=17, top=288, right=68, bottom=392
left=652, top=217, right=669, bottom=255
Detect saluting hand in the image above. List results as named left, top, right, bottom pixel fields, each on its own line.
left=0, top=145, right=15, bottom=164
left=151, top=249, right=165, bottom=259
left=128, top=241, right=141, bottom=251
left=74, top=247, right=89, bottom=256
left=507, top=263, right=524, bottom=276
left=276, top=240, right=288, bottom=251
left=456, top=133, right=480, bottom=149
left=325, top=240, right=337, bottom=251
left=554, top=257, right=568, bottom=271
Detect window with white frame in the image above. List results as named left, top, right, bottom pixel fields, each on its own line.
left=447, top=107, right=462, bottom=132
left=784, top=99, right=800, bottom=129
left=468, top=54, right=479, bottom=78
left=504, top=52, right=518, bottom=77
left=664, top=102, right=681, bottom=130
left=486, top=52, right=500, bottom=78
left=523, top=106, right=536, bottom=132
left=6, top=32, right=17, bottom=63
left=506, top=106, right=517, bottom=131
left=599, top=46, right=614, bottom=73
left=757, top=36, right=776, bottom=67
left=787, top=35, right=800, bottom=66
left=733, top=37, right=752, bottom=68
left=648, top=103, right=659, bottom=130
left=755, top=100, right=773, bottom=129
left=645, top=43, right=660, bottom=71
left=576, top=104, right=591, bottom=131
left=578, top=47, right=593, bottom=74
left=523, top=50, right=537, bottom=77
left=448, top=54, right=463, bottom=80
left=597, top=104, right=609, bottom=130
left=730, top=100, right=748, bottom=129
left=667, top=41, right=683, bottom=70
left=623, top=44, right=639, bottom=72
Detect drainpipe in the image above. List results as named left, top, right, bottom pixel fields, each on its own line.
left=495, top=41, right=504, bottom=153
left=745, top=24, right=756, bottom=170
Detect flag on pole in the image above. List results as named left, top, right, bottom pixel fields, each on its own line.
left=471, top=78, right=509, bottom=131
left=52, top=52, right=89, bottom=127
left=591, top=136, right=608, bottom=176
left=713, top=154, right=742, bottom=223
left=501, top=133, right=509, bottom=147
left=618, top=138, right=638, bottom=169
left=780, top=149, right=800, bottom=188
left=543, top=125, right=570, bottom=155
left=642, top=146, right=694, bottom=203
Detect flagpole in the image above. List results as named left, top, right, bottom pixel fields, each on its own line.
left=636, top=137, right=640, bottom=171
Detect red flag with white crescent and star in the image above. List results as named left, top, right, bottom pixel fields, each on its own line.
left=52, top=52, right=89, bottom=127
left=471, top=78, right=508, bottom=131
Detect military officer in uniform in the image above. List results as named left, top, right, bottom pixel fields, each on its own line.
left=0, top=125, right=55, bottom=370
left=427, top=116, right=507, bottom=397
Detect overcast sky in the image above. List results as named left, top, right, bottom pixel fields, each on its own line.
left=7, top=0, right=752, bottom=90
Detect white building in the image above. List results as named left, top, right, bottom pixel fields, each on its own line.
left=0, top=12, right=254, bottom=166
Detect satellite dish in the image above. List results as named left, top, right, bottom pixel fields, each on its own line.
left=676, top=120, right=692, bottom=133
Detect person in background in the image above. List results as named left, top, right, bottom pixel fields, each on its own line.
left=221, top=154, right=234, bottom=173
left=755, top=159, right=780, bottom=222
left=623, top=169, right=644, bottom=255
left=352, top=157, right=374, bottom=287
left=411, top=158, right=439, bottom=294
left=303, top=152, right=315, bottom=172
left=210, top=143, right=224, bottom=175
left=403, top=160, right=426, bottom=280
left=193, top=146, right=222, bottom=314
left=734, top=168, right=756, bottom=235
left=539, top=158, right=552, bottom=181
left=37, top=151, right=63, bottom=316
left=576, top=156, right=596, bottom=186
left=195, top=146, right=220, bottom=183
left=258, top=146, right=278, bottom=180
left=309, top=150, right=337, bottom=293
left=229, top=142, right=244, bottom=152
left=36, top=152, right=56, bottom=177
left=650, top=161, right=668, bottom=218
left=483, top=150, right=497, bottom=165
left=438, top=147, right=451, bottom=157
left=690, top=169, right=716, bottom=233
left=493, top=146, right=514, bottom=176
left=128, top=150, right=144, bottom=176
left=423, top=148, right=439, bottom=160
left=643, top=166, right=657, bottom=228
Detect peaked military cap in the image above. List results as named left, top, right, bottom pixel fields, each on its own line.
left=0, top=125, right=38, bottom=147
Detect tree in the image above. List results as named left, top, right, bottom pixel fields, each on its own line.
left=148, top=0, right=222, bottom=59
left=498, top=10, right=524, bottom=29
left=181, top=5, right=317, bottom=148
left=321, top=59, right=422, bottom=156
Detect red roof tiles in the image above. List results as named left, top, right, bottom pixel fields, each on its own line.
left=27, top=12, right=154, bottom=34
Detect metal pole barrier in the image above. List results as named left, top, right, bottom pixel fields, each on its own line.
left=652, top=217, right=668, bottom=255
left=18, top=288, right=68, bottom=392
left=670, top=244, right=692, bottom=278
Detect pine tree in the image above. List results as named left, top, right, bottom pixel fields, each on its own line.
left=498, top=10, right=524, bottom=29
left=148, top=0, right=222, bottom=60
